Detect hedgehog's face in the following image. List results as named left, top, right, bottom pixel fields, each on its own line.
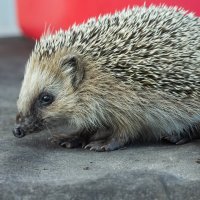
left=13, top=52, right=85, bottom=138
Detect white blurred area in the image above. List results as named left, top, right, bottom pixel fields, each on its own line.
left=0, top=0, right=21, bottom=37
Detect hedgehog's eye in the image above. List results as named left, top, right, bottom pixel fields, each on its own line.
left=39, top=93, right=54, bottom=106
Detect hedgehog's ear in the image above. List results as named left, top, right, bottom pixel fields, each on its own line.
left=60, top=54, right=84, bottom=89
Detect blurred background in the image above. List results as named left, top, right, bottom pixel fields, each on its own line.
left=0, top=0, right=20, bottom=37
left=0, top=0, right=200, bottom=40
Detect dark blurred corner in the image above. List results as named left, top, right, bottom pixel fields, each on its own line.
left=0, top=37, right=34, bottom=90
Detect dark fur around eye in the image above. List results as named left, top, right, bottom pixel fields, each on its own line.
left=39, top=92, right=54, bottom=106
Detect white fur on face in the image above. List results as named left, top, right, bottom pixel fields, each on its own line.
left=18, top=59, right=56, bottom=116
left=17, top=54, right=75, bottom=121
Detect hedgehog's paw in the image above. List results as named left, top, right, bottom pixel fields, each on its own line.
left=162, top=135, right=191, bottom=145
left=84, top=138, right=126, bottom=152
left=84, top=140, right=105, bottom=152
left=49, top=135, right=83, bottom=148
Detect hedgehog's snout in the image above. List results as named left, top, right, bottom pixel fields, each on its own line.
left=13, top=112, right=45, bottom=138
left=12, top=125, right=25, bottom=138
left=13, top=113, right=26, bottom=138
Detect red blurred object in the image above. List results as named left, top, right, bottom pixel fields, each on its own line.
left=16, top=0, right=200, bottom=39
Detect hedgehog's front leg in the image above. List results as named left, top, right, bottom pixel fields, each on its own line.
left=49, top=134, right=82, bottom=148
left=49, top=130, right=89, bottom=148
left=84, top=128, right=128, bottom=151
left=84, top=137, right=126, bottom=151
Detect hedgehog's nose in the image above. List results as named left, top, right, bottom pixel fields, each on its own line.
left=12, top=126, right=25, bottom=138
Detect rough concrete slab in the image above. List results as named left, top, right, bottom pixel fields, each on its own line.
left=0, top=37, right=200, bottom=200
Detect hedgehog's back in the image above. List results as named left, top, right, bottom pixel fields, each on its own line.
left=34, top=6, right=200, bottom=99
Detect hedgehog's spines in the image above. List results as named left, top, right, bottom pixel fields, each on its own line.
left=33, top=5, right=200, bottom=99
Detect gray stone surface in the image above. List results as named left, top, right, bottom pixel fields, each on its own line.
left=0, top=37, right=200, bottom=200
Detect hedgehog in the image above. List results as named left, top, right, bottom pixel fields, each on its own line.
left=13, top=5, right=200, bottom=151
